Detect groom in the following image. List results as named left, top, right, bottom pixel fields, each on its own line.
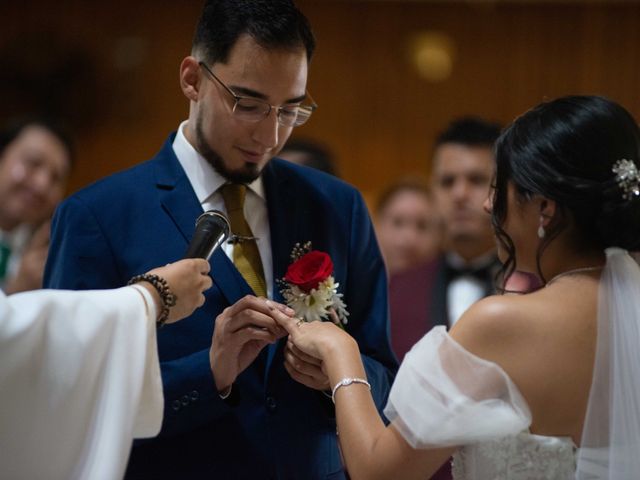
left=44, top=1, right=397, bottom=479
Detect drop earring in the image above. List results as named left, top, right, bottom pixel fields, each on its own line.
left=537, top=225, right=545, bottom=239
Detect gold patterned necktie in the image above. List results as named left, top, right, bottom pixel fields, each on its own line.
left=220, top=183, right=267, bottom=297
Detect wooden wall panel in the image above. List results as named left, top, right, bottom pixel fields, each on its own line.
left=1, top=1, right=639, bottom=202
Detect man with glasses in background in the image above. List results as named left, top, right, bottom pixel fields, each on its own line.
left=45, top=1, right=397, bottom=479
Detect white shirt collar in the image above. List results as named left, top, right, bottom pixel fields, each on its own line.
left=172, top=120, right=265, bottom=204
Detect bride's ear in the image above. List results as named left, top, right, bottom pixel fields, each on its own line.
left=538, top=198, right=557, bottom=227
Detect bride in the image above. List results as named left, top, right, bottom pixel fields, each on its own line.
left=273, top=95, right=640, bottom=479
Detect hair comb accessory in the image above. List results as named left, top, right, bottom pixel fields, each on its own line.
left=612, top=159, right=640, bottom=201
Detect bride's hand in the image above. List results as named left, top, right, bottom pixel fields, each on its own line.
left=271, top=308, right=354, bottom=361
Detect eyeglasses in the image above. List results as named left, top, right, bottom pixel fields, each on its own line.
left=199, top=61, right=317, bottom=127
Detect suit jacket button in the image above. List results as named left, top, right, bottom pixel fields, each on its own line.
left=171, top=400, right=181, bottom=411
left=190, top=390, right=199, bottom=401
left=181, top=395, right=190, bottom=406
left=266, top=396, right=277, bottom=412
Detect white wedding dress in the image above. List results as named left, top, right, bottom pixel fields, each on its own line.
left=451, top=432, right=576, bottom=479
left=384, top=249, right=640, bottom=480
left=385, top=327, right=577, bottom=479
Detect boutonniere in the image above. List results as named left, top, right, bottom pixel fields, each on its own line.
left=278, top=242, right=349, bottom=327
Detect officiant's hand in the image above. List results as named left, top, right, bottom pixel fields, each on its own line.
left=210, top=296, right=291, bottom=394
left=145, top=258, right=212, bottom=323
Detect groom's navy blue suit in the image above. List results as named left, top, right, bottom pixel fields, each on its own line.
left=44, top=134, right=398, bottom=480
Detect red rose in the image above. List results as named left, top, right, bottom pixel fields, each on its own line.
left=284, top=250, right=334, bottom=292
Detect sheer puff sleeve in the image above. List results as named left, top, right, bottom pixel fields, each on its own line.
left=384, top=326, right=531, bottom=449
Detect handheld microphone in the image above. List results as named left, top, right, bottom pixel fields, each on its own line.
left=183, top=210, right=231, bottom=261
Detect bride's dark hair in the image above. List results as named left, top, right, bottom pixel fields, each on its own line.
left=491, top=95, right=640, bottom=284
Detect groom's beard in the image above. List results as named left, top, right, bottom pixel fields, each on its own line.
left=195, top=115, right=262, bottom=184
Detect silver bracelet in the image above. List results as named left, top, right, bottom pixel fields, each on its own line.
left=331, top=377, right=371, bottom=404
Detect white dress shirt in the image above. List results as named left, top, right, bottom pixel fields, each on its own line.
left=446, top=251, right=496, bottom=326
left=0, top=224, right=31, bottom=291
left=172, top=121, right=273, bottom=298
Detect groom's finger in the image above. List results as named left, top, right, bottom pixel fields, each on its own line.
left=269, top=307, right=300, bottom=332
left=287, top=340, right=321, bottom=366
left=265, top=299, right=295, bottom=317
left=284, top=349, right=318, bottom=376
left=284, top=358, right=327, bottom=390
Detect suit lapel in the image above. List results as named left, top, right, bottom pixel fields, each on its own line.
left=154, top=137, right=252, bottom=306
left=430, top=258, right=450, bottom=329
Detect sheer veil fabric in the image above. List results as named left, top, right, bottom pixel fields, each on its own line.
left=576, top=248, right=640, bottom=479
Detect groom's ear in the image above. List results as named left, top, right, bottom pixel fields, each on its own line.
left=180, top=56, right=201, bottom=102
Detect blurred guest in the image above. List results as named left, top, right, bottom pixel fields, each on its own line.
left=375, top=179, right=442, bottom=276
left=389, top=117, right=502, bottom=361
left=388, top=117, right=501, bottom=479
left=279, top=137, right=338, bottom=176
left=0, top=118, right=73, bottom=293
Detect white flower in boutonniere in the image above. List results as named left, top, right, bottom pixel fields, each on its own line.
left=278, top=242, right=349, bottom=327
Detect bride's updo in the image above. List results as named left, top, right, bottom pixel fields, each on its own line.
left=491, top=95, right=640, bottom=280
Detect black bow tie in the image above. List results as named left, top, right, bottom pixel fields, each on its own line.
left=444, top=260, right=497, bottom=285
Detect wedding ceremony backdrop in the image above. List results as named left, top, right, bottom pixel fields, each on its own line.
left=1, top=0, right=639, bottom=201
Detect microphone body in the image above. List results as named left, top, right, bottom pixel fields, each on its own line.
left=184, top=210, right=231, bottom=261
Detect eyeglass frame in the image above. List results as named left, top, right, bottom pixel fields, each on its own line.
left=198, top=61, right=317, bottom=127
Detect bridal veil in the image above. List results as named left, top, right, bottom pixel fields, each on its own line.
left=576, top=248, right=640, bottom=479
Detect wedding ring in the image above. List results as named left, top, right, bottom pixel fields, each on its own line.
left=296, top=319, right=304, bottom=327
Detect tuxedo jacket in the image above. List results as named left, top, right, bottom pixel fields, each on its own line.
left=388, top=258, right=443, bottom=363
left=44, top=134, right=398, bottom=480
left=389, top=255, right=499, bottom=362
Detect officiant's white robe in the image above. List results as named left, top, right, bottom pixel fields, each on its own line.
left=0, top=287, right=163, bottom=480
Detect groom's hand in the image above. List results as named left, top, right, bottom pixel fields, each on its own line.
left=210, top=296, right=288, bottom=394
left=284, top=339, right=330, bottom=391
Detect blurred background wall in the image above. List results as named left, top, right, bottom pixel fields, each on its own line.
left=1, top=0, right=639, bottom=201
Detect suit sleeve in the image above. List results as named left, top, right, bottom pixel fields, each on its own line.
left=345, top=190, right=398, bottom=416
left=44, top=196, right=122, bottom=291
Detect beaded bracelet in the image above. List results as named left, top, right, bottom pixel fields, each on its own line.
left=331, top=377, right=371, bottom=404
left=127, top=273, right=177, bottom=327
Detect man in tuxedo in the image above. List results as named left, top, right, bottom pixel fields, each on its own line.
left=389, top=117, right=501, bottom=361
left=388, top=117, right=501, bottom=480
left=44, top=1, right=397, bottom=479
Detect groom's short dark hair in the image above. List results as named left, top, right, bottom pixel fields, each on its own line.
left=192, top=0, right=316, bottom=64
